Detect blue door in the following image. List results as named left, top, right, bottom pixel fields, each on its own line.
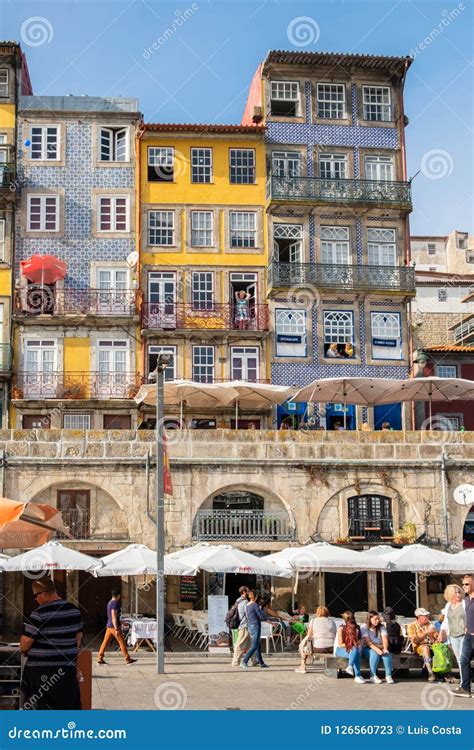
left=374, top=402, right=402, bottom=430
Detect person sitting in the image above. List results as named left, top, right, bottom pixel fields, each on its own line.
left=360, top=611, right=395, bottom=684
left=382, top=607, right=404, bottom=654
left=326, top=343, right=342, bottom=358
left=381, top=422, right=391, bottom=431
left=407, top=607, right=439, bottom=682
left=334, top=611, right=365, bottom=684
left=296, top=606, right=337, bottom=673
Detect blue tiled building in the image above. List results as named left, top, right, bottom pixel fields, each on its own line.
left=243, top=51, right=415, bottom=429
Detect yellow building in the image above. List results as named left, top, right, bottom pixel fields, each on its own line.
left=139, top=123, right=270, bottom=428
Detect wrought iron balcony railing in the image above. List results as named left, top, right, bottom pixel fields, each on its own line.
left=0, top=162, right=16, bottom=191
left=348, top=516, right=394, bottom=541
left=268, top=262, right=416, bottom=294
left=0, top=344, right=12, bottom=373
left=56, top=509, right=129, bottom=541
left=12, top=371, right=143, bottom=400
left=267, top=176, right=412, bottom=209
left=192, top=509, right=295, bottom=542
left=14, top=287, right=138, bottom=317
left=141, top=302, right=269, bottom=332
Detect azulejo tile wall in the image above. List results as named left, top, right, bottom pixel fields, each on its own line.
left=16, top=120, right=136, bottom=288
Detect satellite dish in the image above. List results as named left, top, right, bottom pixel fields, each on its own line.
left=126, top=251, right=139, bottom=269
left=453, top=484, right=474, bottom=507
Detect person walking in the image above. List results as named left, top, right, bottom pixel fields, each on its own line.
left=440, top=584, right=466, bottom=678
left=361, top=611, right=395, bottom=684
left=450, top=574, right=474, bottom=699
left=20, top=577, right=83, bottom=710
left=97, top=589, right=136, bottom=665
left=231, top=587, right=256, bottom=667
left=241, top=590, right=269, bottom=670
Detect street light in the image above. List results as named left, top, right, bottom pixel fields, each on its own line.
left=149, top=352, right=171, bottom=674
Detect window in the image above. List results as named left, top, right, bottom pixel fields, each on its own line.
left=229, top=149, right=255, bottom=184
left=148, top=146, right=174, bottom=182
left=273, top=224, right=303, bottom=264
left=23, top=414, right=51, bottom=429
left=30, top=125, right=59, bottom=161
left=27, top=195, right=59, bottom=231
left=231, top=347, right=259, bottom=382
left=191, top=210, right=213, bottom=247
left=371, top=312, right=402, bottom=360
left=57, top=490, right=90, bottom=540
left=99, top=127, right=129, bottom=162
left=362, top=86, right=392, bottom=121
left=192, top=345, right=214, bottom=383
left=230, top=211, right=257, bottom=248
left=436, top=365, right=457, bottom=378
left=148, top=210, right=174, bottom=245
left=323, top=311, right=355, bottom=358
left=63, top=413, right=91, bottom=430
left=24, top=339, right=57, bottom=397
left=348, top=495, right=393, bottom=539
left=0, top=70, right=8, bottom=98
left=456, top=232, right=468, bottom=249
left=321, top=226, right=350, bottom=264
left=271, top=151, right=301, bottom=177
left=191, top=148, right=212, bottom=182
left=98, top=196, right=129, bottom=232
left=367, top=228, right=397, bottom=266
left=316, top=83, right=346, bottom=119
left=275, top=309, right=306, bottom=357
left=0, top=218, right=4, bottom=261
left=364, top=155, right=394, bottom=181
left=148, top=345, right=176, bottom=381
left=427, top=243, right=436, bottom=255
left=103, top=415, right=132, bottom=429
left=97, top=268, right=129, bottom=314
left=270, top=81, right=299, bottom=117
left=319, top=153, right=347, bottom=180
left=438, top=288, right=448, bottom=302
left=96, top=340, right=129, bottom=397
left=192, top=272, right=213, bottom=309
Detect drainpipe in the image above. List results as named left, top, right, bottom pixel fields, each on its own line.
left=440, top=448, right=450, bottom=548
left=145, top=448, right=155, bottom=524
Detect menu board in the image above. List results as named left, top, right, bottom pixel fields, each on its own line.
left=208, top=595, right=230, bottom=653
left=179, top=576, right=198, bottom=602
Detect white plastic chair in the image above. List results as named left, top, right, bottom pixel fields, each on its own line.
left=260, top=622, right=278, bottom=654
left=182, top=612, right=199, bottom=644
left=196, top=619, right=208, bottom=649
left=171, top=613, right=186, bottom=639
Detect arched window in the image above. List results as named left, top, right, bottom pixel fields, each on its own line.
left=348, top=494, right=393, bottom=540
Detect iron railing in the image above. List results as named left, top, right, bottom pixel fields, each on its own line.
left=0, top=344, right=12, bottom=373
left=12, top=371, right=143, bottom=400
left=56, top=509, right=129, bottom=541
left=348, top=516, right=394, bottom=541
left=268, top=262, right=416, bottom=293
left=141, top=302, right=269, bottom=332
left=0, top=162, right=16, bottom=191
left=14, top=288, right=138, bottom=317
left=266, top=176, right=412, bottom=209
left=192, top=509, right=295, bottom=541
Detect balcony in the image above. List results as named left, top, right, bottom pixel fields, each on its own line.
left=268, top=262, right=416, bottom=294
left=0, top=344, right=12, bottom=375
left=14, top=288, right=138, bottom=319
left=192, top=509, right=295, bottom=542
left=348, top=516, right=394, bottom=542
left=12, top=371, right=143, bottom=401
left=56, top=509, right=129, bottom=541
left=266, top=176, right=412, bottom=210
left=0, top=160, right=16, bottom=194
left=141, top=302, right=269, bottom=333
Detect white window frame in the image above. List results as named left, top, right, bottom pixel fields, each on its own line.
left=63, top=412, right=92, bottom=430
left=271, top=150, right=301, bottom=178
left=148, top=210, right=174, bottom=246
left=148, top=146, right=174, bottom=181
left=367, top=228, right=397, bottom=266
left=365, top=154, right=394, bottom=181
left=362, top=86, right=392, bottom=122
left=192, top=345, right=214, bottom=383
left=191, top=148, right=212, bottom=183
left=371, top=311, right=403, bottom=361
left=99, top=127, right=129, bottom=162
left=231, top=346, right=259, bottom=382
left=229, top=149, right=256, bottom=184
left=316, top=83, right=346, bottom=119
left=192, top=271, right=214, bottom=309
left=0, top=218, right=5, bottom=261
left=275, top=309, right=307, bottom=358
left=0, top=70, right=8, bottom=98
left=319, top=153, right=347, bottom=180
left=321, top=226, right=351, bottom=264
left=29, top=125, right=60, bottom=161
left=427, top=243, right=436, bottom=255
left=191, top=210, right=213, bottom=247
left=23, top=338, right=59, bottom=397
left=27, top=194, right=59, bottom=232
left=148, top=345, right=177, bottom=381
left=323, top=310, right=355, bottom=358
left=436, top=365, right=457, bottom=378
left=97, top=195, right=129, bottom=232
left=270, top=80, right=300, bottom=116
left=230, top=211, right=257, bottom=248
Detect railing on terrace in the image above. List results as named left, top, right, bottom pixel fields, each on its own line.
left=348, top=516, right=394, bottom=541
left=141, top=302, right=269, bottom=332
left=14, top=288, right=137, bottom=317
left=192, top=509, right=295, bottom=542
left=12, top=371, right=143, bottom=400
left=0, top=344, right=12, bottom=374
left=266, top=176, right=412, bottom=209
left=56, top=509, right=129, bottom=541
left=268, top=262, right=416, bottom=293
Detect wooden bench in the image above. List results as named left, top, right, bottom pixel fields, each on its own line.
left=308, top=652, right=424, bottom=678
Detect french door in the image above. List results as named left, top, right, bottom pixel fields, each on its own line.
left=148, top=272, right=176, bottom=328
left=97, top=268, right=129, bottom=314
left=24, top=339, right=57, bottom=397
left=97, top=340, right=128, bottom=397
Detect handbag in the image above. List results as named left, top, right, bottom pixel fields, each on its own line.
left=300, top=636, right=313, bottom=656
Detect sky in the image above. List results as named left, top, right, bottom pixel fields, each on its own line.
left=1, top=0, right=473, bottom=235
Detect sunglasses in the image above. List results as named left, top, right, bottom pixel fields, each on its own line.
left=462, top=582, right=471, bottom=587
left=33, top=592, right=45, bottom=600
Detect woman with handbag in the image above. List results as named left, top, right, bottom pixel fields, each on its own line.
left=295, top=606, right=337, bottom=673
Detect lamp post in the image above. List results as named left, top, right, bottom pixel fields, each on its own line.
left=149, top=352, right=171, bottom=674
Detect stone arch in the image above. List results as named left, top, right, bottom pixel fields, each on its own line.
left=461, top=503, right=474, bottom=549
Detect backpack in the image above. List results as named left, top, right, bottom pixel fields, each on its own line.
left=432, top=643, right=453, bottom=674
left=385, top=620, right=403, bottom=654
left=224, top=600, right=241, bottom=629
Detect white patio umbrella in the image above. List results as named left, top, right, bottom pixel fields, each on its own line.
left=135, top=380, right=239, bottom=425
left=379, top=544, right=454, bottom=608
left=391, top=376, right=474, bottom=424
left=95, top=543, right=195, bottom=577
left=442, top=548, right=474, bottom=573
left=166, top=544, right=291, bottom=577
left=0, top=554, right=10, bottom=567
left=1, top=541, right=101, bottom=572
left=264, top=542, right=391, bottom=574
left=293, top=377, right=405, bottom=408
left=223, top=381, right=295, bottom=425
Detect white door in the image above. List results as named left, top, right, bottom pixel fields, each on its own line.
left=97, top=269, right=129, bottom=314
left=97, top=341, right=128, bottom=397
left=289, top=241, right=302, bottom=264
left=231, top=347, right=259, bottom=382
left=24, top=339, right=57, bottom=397
left=148, top=272, right=176, bottom=328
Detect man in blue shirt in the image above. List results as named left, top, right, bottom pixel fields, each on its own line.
left=450, top=574, right=474, bottom=698
left=97, top=589, right=136, bottom=666
left=241, top=590, right=269, bottom=669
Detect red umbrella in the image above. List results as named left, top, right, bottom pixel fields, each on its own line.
left=20, top=255, right=68, bottom=284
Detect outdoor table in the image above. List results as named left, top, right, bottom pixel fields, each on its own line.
left=127, top=618, right=157, bottom=653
